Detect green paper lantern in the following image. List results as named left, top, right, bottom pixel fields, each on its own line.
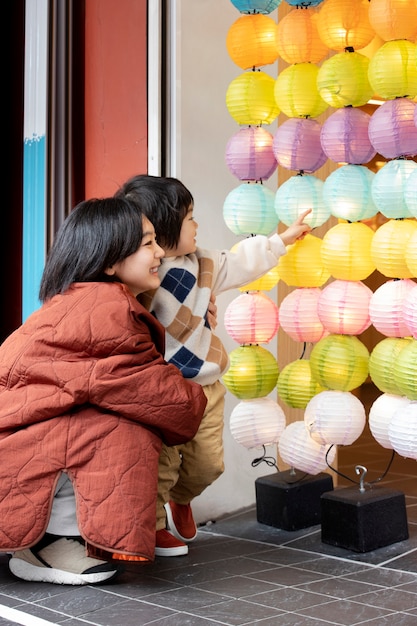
left=310, top=334, right=369, bottom=391
left=277, top=359, right=325, bottom=409
left=393, top=339, right=417, bottom=401
left=222, top=345, right=279, bottom=399
left=369, top=337, right=413, bottom=395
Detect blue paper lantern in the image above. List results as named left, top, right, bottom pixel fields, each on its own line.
left=275, top=173, right=330, bottom=228
left=230, top=0, right=282, bottom=14
left=223, top=182, right=279, bottom=236
left=405, top=168, right=417, bottom=219
left=371, top=159, right=417, bottom=220
left=323, top=164, right=378, bottom=222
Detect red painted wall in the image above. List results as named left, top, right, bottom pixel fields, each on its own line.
left=84, top=0, right=148, bottom=197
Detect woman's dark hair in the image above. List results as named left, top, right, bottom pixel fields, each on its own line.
left=115, top=174, right=193, bottom=250
left=39, top=196, right=145, bottom=302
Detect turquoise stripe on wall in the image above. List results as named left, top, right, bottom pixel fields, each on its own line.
left=22, top=136, right=46, bottom=321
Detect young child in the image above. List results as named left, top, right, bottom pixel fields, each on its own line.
left=116, top=175, right=312, bottom=557
left=0, top=196, right=207, bottom=585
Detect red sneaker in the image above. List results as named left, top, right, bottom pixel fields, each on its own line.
left=165, top=501, right=198, bottom=542
left=154, top=529, right=188, bottom=557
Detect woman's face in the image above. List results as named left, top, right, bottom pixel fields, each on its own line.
left=105, top=216, right=164, bottom=296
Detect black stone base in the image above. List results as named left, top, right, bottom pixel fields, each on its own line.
left=255, top=470, right=334, bottom=531
left=321, top=485, right=409, bottom=553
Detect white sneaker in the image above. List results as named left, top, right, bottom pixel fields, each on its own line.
left=9, top=534, right=121, bottom=585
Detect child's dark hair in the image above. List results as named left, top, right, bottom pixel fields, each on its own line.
left=39, top=196, right=146, bottom=302
left=115, top=174, right=193, bottom=250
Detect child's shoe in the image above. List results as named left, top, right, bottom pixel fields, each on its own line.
left=154, top=529, right=188, bottom=556
left=165, top=501, right=198, bottom=542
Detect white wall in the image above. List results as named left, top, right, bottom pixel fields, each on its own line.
left=172, top=1, right=280, bottom=524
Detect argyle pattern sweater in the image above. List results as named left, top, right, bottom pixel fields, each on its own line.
left=141, top=233, right=287, bottom=386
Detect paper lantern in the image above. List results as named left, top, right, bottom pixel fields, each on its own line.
left=369, top=337, right=413, bottom=395
left=222, top=344, right=279, bottom=399
left=388, top=401, right=417, bottom=459
left=371, top=160, right=417, bottom=219
left=278, top=287, right=328, bottom=343
left=304, top=390, right=366, bottom=445
left=224, top=291, right=279, bottom=344
left=278, top=421, right=336, bottom=475
left=226, top=13, right=279, bottom=70
left=403, top=283, right=417, bottom=339
left=370, top=218, right=417, bottom=279
left=309, top=334, right=369, bottom=391
left=273, top=62, right=328, bottom=119
left=229, top=397, right=286, bottom=449
left=272, top=117, right=327, bottom=173
left=317, top=50, right=373, bottom=108
left=405, top=168, right=417, bottom=218
left=277, top=359, right=325, bottom=409
left=369, top=279, right=417, bottom=338
left=321, top=222, right=376, bottom=281
left=223, top=182, right=278, bottom=236
left=393, top=339, right=417, bottom=400
left=320, top=107, right=376, bottom=165
left=316, top=0, right=375, bottom=52
left=322, top=165, right=377, bottom=222
left=230, top=0, right=282, bottom=13
left=405, top=229, right=417, bottom=277
left=226, top=70, right=280, bottom=125
left=285, top=0, right=324, bottom=5
left=276, top=7, right=328, bottom=64
left=238, top=265, right=280, bottom=292
left=369, top=393, right=411, bottom=449
left=368, top=40, right=417, bottom=100
left=368, top=0, right=417, bottom=43
left=274, top=174, right=330, bottom=229
left=225, top=126, right=277, bottom=182
left=368, top=98, right=417, bottom=160
left=317, top=279, right=373, bottom=335
left=278, top=234, right=331, bottom=288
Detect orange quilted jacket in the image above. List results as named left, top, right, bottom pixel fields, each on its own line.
left=0, top=282, right=206, bottom=561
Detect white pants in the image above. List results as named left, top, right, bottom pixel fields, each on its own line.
left=47, top=473, right=79, bottom=536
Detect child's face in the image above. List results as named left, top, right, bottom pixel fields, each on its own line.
left=105, top=217, right=164, bottom=296
left=166, top=205, right=198, bottom=257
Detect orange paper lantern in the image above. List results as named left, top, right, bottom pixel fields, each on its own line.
left=276, top=7, right=328, bottom=64
left=316, top=0, right=375, bottom=52
left=226, top=13, right=279, bottom=70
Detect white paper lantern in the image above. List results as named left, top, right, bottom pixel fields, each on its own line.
left=278, top=420, right=336, bottom=475
left=229, top=397, right=286, bottom=449
left=388, top=401, right=417, bottom=460
left=304, top=390, right=366, bottom=445
left=369, top=393, right=411, bottom=449
left=369, top=278, right=417, bottom=338
left=403, top=284, right=417, bottom=339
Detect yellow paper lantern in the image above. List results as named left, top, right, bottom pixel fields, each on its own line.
left=321, top=221, right=376, bottom=281
left=238, top=265, right=280, bottom=292
left=277, top=359, right=325, bottom=409
left=309, top=334, right=370, bottom=392
left=278, top=234, right=331, bottom=288
left=369, top=337, right=413, bottom=395
left=222, top=344, right=279, bottom=399
left=368, top=40, right=417, bottom=100
left=368, top=0, right=417, bottom=43
left=273, top=63, right=328, bottom=119
left=226, top=70, right=280, bottom=125
left=405, top=229, right=417, bottom=277
left=276, top=7, right=329, bottom=64
left=317, top=50, right=373, bottom=108
left=316, top=0, right=375, bottom=52
left=370, top=218, right=417, bottom=279
left=226, top=14, right=279, bottom=70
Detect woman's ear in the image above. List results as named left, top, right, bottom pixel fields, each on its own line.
left=104, top=266, right=116, bottom=276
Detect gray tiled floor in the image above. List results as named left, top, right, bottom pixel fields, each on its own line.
left=0, top=470, right=416, bottom=626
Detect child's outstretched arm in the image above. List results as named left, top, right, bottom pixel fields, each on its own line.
left=279, top=209, right=312, bottom=246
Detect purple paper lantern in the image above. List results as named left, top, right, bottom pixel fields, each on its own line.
left=368, top=98, right=417, bottom=159
left=272, top=117, right=327, bottom=173
left=225, top=126, right=277, bottom=182
left=320, top=107, right=376, bottom=165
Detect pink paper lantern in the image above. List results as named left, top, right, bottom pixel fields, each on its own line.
left=317, top=279, right=373, bottom=335
left=224, top=291, right=279, bottom=345
left=278, top=287, right=328, bottom=343
left=368, top=98, right=417, bottom=159
left=403, top=284, right=417, bottom=339
left=225, top=126, right=277, bottom=182
left=369, top=279, right=417, bottom=338
left=272, top=117, right=327, bottom=173
left=320, top=107, right=376, bottom=165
